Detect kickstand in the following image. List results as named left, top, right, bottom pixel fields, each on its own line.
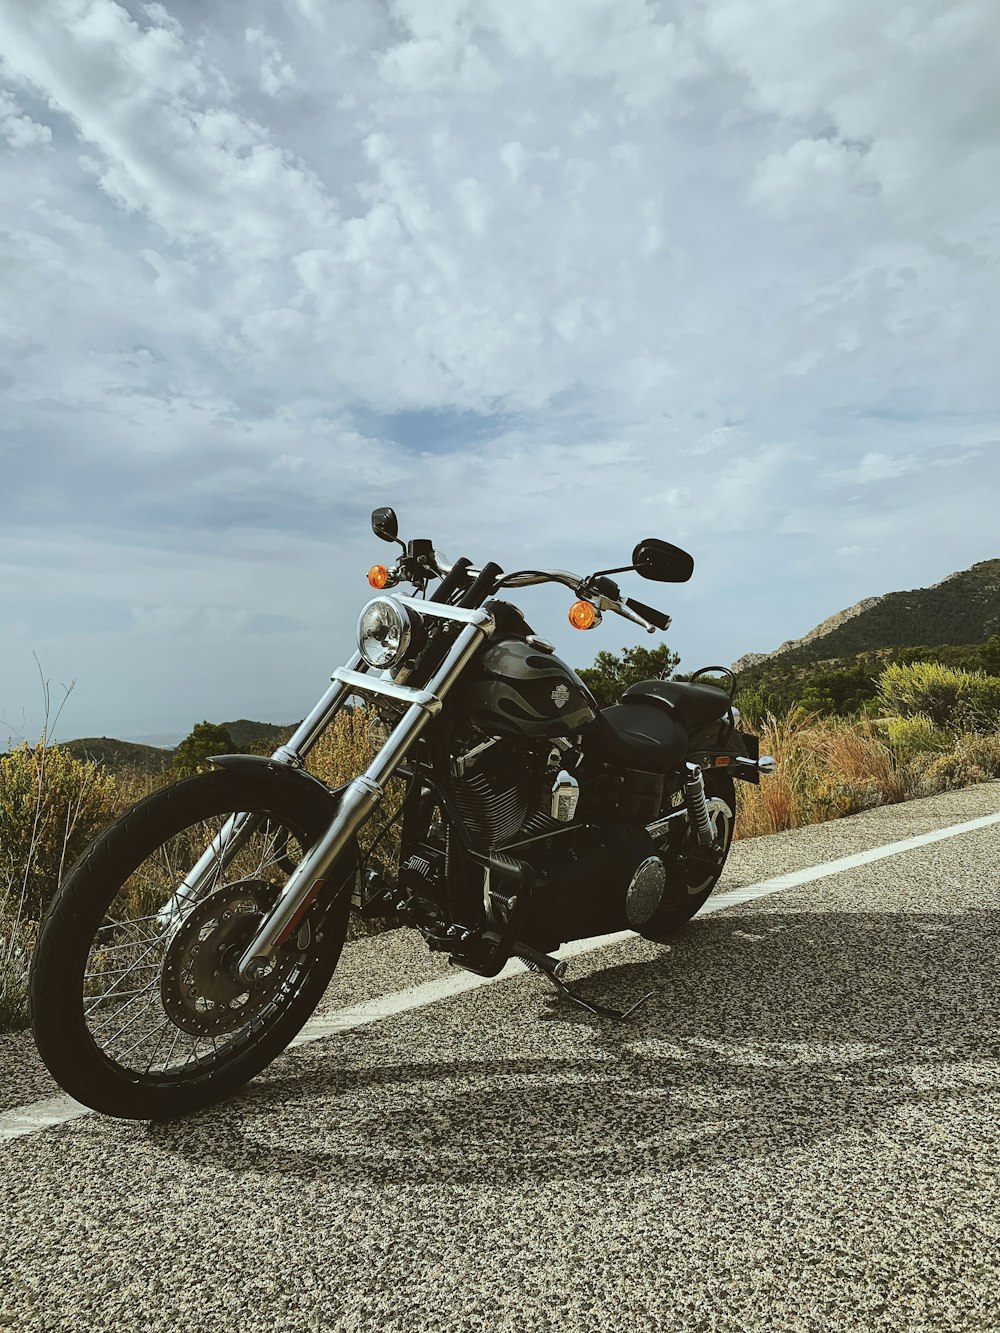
left=528, top=962, right=653, bottom=1021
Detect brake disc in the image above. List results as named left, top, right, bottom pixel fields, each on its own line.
left=160, top=880, right=308, bottom=1037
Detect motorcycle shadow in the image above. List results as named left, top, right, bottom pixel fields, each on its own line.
left=145, top=907, right=1000, bottom=1186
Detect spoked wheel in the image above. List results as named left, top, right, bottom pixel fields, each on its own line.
left=29, top=769, right=355, bottom=1120
left=639, top=771, right=736, bottom=938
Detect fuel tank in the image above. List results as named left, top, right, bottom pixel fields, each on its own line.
left=464, top=637, right=599, bottom=738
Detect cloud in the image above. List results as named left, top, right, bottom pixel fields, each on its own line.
left=0, top=88, right=52, bottom=147
left=0, top=0, right=997, bottom=737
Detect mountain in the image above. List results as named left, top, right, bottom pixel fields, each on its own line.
left=60, top=737, right=175, bottom=776
left=733, top=559, right=1000, bottom=675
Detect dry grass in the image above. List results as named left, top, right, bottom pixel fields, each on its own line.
left=735, top=708, right=1000, bottom=840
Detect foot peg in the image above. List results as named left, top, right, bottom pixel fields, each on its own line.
left=511, top=943, right=653, bottom=1021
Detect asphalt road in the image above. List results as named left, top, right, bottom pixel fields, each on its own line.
left=2, top=782, right=999, bottom=1333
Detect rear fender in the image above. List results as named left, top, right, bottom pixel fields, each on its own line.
left=686, top=728, right=762, bottom=784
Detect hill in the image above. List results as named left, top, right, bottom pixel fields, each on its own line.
left=55, top=719, right=300, bottom=775
left=60, top=737, right=175, bottom=776
left=217, top=719, right=299, bottom=750
left=734, top=559, right=1000, bottom=676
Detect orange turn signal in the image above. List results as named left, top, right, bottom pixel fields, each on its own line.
left=568, top=600, right=598, bottom=630
left=368, top=564, right=389, bottom=589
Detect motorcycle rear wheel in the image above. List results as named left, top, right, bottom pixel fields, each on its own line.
left=29, top=769, right=354, bottom=1120
left=641, top=770, right=736, bottom=938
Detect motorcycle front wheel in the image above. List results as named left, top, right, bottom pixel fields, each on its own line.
left=29, top=769, right=355, bottom=1120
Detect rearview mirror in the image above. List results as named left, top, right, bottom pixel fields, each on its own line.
left=631, top=538, right=694, bottom=583
left=371, top=507, right=399, bottom=544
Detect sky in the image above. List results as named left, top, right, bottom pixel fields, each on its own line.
left=2, top=0, right=999, bottom=744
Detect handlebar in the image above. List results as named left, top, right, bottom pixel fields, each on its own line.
left=424, top=553, right=670, bottom=634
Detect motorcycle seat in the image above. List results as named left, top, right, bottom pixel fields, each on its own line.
left=622, top=679, right=731, bottom=729
left=585, top=703, right=689, bottom=775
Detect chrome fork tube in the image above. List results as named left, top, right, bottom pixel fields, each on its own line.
left=274, top=651, right=368, bottom=765
left=236, top=619, right=492, bottom=976
left=157, top=653, right=369, bottom=929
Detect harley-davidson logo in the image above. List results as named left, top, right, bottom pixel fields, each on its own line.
left=551, top=684, right=571, bottom=708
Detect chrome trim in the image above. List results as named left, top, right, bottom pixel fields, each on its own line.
left=286, top=652, right=368, bottom=759
left=498, top=569, right=581, bottom=590
left=271, top=745, right=305, bottom=769
left=332, top=667, right=442, bottom=716
left=643, top=807, right=689, bottom=840
left=432, top=553, right=482, bottom=580
left=684, top=762, right=716, bottom=847
left=452, top=736, right=501, bottom=779
left=394, top=594, right=494, bottom=628
left=734, top=754, right=778, bottom=776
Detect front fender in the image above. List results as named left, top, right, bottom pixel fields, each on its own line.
left=207, top=751, right=345, bottom=802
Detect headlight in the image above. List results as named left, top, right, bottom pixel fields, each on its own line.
left=357, top=596, right=415, bottom=669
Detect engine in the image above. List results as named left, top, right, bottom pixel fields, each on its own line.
left=451, top=737, right=559, bottom=848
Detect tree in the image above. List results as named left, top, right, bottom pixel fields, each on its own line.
left=170, top=722, right=236, bottom=779
left=577, top=643, right=681, bottom=709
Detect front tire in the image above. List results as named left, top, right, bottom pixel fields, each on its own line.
left=29, top=769, right=355, bottom=1120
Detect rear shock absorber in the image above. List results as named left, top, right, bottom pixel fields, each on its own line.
left=683, top=763, right=716, bottom=847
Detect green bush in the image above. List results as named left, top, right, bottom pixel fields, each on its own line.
left=877, top=661, right=1000, bottom=731
left=881, top=714, right=953, bottom=759
left=171, top=721, right=236, bottom=779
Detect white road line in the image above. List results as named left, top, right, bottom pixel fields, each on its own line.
left=0, top=1094, right=91, bottom=1144
left=3, top=807, right=998, bottom=1145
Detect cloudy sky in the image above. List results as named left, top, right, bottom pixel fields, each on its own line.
left=2, top=0, right=998, bottom=744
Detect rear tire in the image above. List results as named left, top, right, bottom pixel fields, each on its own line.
left=29, top=769, right=355, bottom=1120
left=640, top=771, right=736, bottom=938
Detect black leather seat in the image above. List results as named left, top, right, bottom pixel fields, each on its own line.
left=622, top=679, right=731, bottom=729
left=584, top=703, right=689, bottom=775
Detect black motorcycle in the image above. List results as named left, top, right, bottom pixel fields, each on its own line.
left=30, top=508, right=775, bottom=1118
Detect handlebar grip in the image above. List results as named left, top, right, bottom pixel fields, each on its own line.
left=625, top=597, right=671, bottom=631
left=432, top=557, right=473, bottom=604
left=458, top=561, right=504, bottom=609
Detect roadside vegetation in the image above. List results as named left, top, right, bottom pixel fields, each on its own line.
left=3, top=659, right=999, bottom=1032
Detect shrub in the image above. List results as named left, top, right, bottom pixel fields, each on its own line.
left=171, top=721, right=236, bottom=779
left=0, top=742, right=118, bottom=1031
left=913, top=734, right=1000, bottom=792
left=0, top=742, right=118, bottom=927
left=878, top=661, right=1000, bottom=731
left=881, top=714, right=953, bottom=760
